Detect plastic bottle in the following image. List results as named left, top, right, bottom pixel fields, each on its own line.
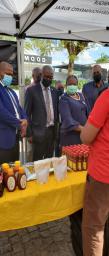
left=17, top=167, right=27, bottom=190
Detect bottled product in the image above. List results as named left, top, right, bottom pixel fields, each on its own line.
left=17, top=167, right=27, bottom=190
left=77, top=152, right=82, bottom=171
left=72, top=152, right=77, bottom=171
left=67, top=151, right=73, bottom=169
left=82, top=152, right=88, bottom=171
left=62, top=144, right=90, bottom=172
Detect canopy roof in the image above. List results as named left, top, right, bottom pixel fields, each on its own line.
left=1, top=0, right=109, bottom=43
left=0, top=0, right=56, bottom=36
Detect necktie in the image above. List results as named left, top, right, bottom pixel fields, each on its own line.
left=44, top=88, right=51, bottom=125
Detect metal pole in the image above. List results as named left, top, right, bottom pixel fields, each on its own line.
left=17, top=38, right=25, bottom=107
left=17, top=38, right=27, bottom=163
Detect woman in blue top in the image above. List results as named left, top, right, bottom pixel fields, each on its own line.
left=59, top=75, right=88, bottom=146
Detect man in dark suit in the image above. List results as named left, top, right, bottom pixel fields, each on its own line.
left=82, top=65, right=108, bottom=114
left=0, top=61, right=27, bottom=164
left=26, top=67, right=42, bottom=91
left=25, top=65, right=58, bottom=161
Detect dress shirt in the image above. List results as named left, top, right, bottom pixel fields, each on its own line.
left=41, top=82, right=54, bottom=127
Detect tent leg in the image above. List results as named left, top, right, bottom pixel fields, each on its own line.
left=17, top=38, right=25, bottom=107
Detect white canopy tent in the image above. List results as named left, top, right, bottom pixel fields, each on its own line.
left=0, top=0, right=109, bottom=43
left=0, top=0, right=109, bottom=103
left=25, top=0, right=109, bottom=44
left=0, top=0, right=56, bottom=104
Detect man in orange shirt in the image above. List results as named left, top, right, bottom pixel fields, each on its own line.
left=81, top=88, right=109, bottom=256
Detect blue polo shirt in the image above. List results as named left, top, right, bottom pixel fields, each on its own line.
left=82, top=80, right=108, bottom=114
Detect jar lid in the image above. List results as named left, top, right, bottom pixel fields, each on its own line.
left=2, top=163, right=9, bottom=170
left=14, top=160, right=21, bottom=166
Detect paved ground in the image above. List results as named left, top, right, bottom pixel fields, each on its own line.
left=0, top=217, right=76, bottom=256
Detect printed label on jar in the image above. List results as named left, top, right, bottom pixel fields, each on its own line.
left=20, top=175, right=26, bottom=189
left=77, top=162, right=82, bottom=171
left=83, top=162, right=87, bottom=170
left=73, top=162, right=77, bottom=171
left=7, top=177, right=15, bottom=191
left=68, top=160, right=73, bottom=169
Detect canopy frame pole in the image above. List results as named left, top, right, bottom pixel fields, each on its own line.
left=17, top=38, right=25, bottom=107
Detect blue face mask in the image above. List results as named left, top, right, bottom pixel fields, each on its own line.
left=66, top=85, right=78, bottom=95
left=2, top=74, right=13, bottom=87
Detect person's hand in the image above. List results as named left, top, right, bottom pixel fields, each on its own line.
left=20, top=119, right=28, bottom=137
left=20, top=119, right=28, bottom=128
left=74, top=125, right=83, bottom=132
left=28, top=137, right=33, bottom=144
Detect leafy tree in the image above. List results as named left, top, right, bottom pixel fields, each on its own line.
left=24, top=39, right=88, bottom=75
left=59, top=41, right=88, bottom=74
left=96, top=53, right=109, bottom=63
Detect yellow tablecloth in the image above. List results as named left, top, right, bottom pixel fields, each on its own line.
left=0, top=171, right=87, bottom=231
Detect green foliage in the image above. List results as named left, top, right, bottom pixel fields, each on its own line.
left=25, top=39, right=62, bottom=56
left=24, top=39, right=88, bottom=63
left=96, top=53, right=109, bottom=63
left=78, top=79, right=87, bottom=90
left=11, top=85, right=19, bottom=89
left=25, top=76, right=31, bottom=85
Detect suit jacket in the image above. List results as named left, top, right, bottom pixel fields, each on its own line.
left=0, top=83, right=26, bottom=149
left=82, top=80, right=108, bottom=114
left=24, top=83, right=59, bottom=142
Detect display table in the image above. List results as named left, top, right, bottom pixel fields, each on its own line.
left=0, top=171, right=86, bottom=231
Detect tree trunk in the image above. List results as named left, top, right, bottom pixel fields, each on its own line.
left=68, top=61, right=73, bottom=75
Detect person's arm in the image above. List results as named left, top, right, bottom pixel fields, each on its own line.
left=80, top=122, right=100, bottom=144
left=0, top=97, right=20, bottom=128
left=81, top=89, right=109, bottom=144
left=75, top=125, right=83, bottom=132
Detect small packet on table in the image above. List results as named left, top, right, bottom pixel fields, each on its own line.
left=34, top=159, right=51, bottom=184
left=52, top=155, right=67, bottom=181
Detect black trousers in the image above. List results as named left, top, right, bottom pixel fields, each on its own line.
left=70, top=210, right=109, bottom=256
left=0, top=138, right=19, bottom=165
left=33, top=126, right=55, bottom=161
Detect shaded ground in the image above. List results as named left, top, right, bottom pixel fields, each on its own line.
left=0, top=217, right=76, bottom=256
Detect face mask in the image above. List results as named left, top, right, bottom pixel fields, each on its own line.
left=93, top=74, right=101, bottom=83
left=42, top=78, right=52, bottom=88
left=2, top=74, right=13, bottom=87
left=67, top=85, right=78, bottom=95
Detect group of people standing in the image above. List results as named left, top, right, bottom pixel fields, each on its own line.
left=0, top=60, right=109, bottom=255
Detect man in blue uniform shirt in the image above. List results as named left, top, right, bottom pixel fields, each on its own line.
left=82, top=64, right=108, bottom=114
